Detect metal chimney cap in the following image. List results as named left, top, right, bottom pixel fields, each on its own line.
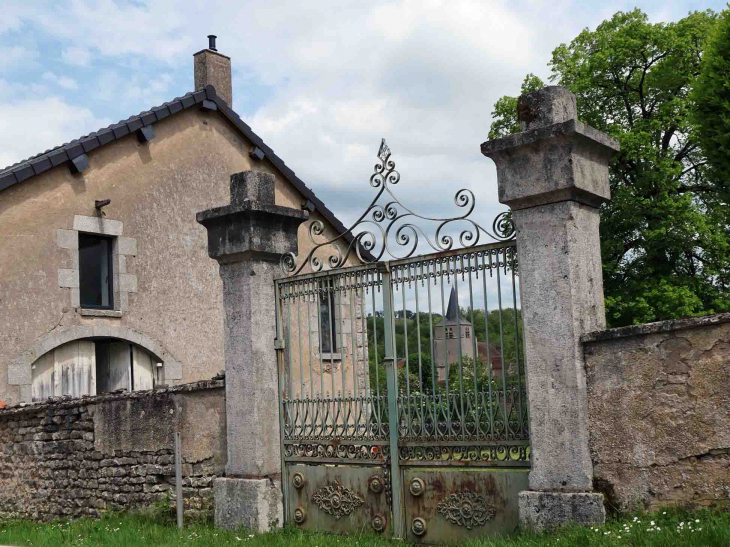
left=207, top=35, right=217, bottom=51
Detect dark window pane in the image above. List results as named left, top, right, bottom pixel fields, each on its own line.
left=79, top=234, right=113, bottom=309
left=319, top=281, right=337, bottom=353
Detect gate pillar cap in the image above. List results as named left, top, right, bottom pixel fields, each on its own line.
left=196, top=170, right=308, bottom=264
left=481, top=86, right=620, bottom=211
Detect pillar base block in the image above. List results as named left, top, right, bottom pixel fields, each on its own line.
left=214, top=477, right=283, bottom=533
left=518, top=491, right=605, bottom=532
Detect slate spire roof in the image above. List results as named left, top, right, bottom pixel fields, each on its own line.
left=0, top=85, right=356, bottom=250
left=444, top=287, right=471, bottom=326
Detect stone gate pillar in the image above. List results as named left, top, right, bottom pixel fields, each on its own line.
left=197, top=171, right=308, bottom=532
left=481, top=87, right=620, bottom=531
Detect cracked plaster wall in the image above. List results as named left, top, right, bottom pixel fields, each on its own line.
left=584, top=314, right=730, bottom=512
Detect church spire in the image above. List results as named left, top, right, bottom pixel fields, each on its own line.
left=444, top=287, right=471, bottom=325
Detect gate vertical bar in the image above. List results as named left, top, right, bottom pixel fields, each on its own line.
left=381, top=261, right=404, bottom=539
left=274, top=279, right=290, bottom=522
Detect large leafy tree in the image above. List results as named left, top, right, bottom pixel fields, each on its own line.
left=490, top=9, right=730, bottom=327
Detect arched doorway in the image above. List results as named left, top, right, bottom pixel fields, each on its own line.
left=31, top=338, right=164, bottom=402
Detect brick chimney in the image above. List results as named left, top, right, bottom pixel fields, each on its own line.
left=194, top=35, right=232, bottom=106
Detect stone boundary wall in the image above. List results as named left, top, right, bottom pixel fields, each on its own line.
left=0, top=379, right=226, bottom=521
left=583, top=313, right=730, bottom=512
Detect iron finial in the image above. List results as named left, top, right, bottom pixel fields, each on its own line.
left=377, top=138, right=390, bottom=162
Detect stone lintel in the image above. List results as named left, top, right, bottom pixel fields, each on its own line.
left=482, top=119, right=620, bottom=210
left=214, top=477, right=283, bottom=533
left=518, top=491, right=605, bottom=532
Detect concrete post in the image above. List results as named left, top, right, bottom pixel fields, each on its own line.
left=481, top=86, right=620, bottom=531
left=196, top=171, right=308, bottom=532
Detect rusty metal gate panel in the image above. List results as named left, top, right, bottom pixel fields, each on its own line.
left=275, top=140, right=529, bottom=541
left=403, top=468, right=529, bottom=543
left=287, top=464, right=391, bottom=535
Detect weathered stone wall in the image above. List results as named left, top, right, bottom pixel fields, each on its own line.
left=0, top=380, right=225, bottom=521
left=583, top=313, right=730, bottom=512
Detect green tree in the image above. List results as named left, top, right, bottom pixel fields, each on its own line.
left=693, top=9, right=730, bottom=184
left=489, top=9, right=730, bottom=326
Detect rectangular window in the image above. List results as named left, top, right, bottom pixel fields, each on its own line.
left=319, top=280, right=337, bottom=354
left=79, top=233, right=114, bottom=309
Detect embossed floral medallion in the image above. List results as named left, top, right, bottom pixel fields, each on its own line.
left=437, top=492, right=496, bottom=529
left=311, top=483, right=364, bottom=519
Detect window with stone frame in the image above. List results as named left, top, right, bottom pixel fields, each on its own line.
left=319, top=279, right=338, bottom=354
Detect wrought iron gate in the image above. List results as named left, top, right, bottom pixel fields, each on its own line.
left=274, top=141, right=529, bottom=542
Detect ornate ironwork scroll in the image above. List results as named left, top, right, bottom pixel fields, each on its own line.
left=311, top=483, right=364, bottom=519
left=280, top=139, right=515, bottom=276
left=437, top=492, right=497, bottom=529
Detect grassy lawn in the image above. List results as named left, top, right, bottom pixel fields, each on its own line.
left=0, top=507, right=728, bottom=547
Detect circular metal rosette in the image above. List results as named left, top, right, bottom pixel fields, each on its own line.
left=409, top=477, right=426, bottom=497
left=368, top=475, right=384, bottom=494
left=371, top=514, right=386, bottom=533
left=293, top=506, right=306, bottom=524
left=459, top=499, right=475, bottom=520
left=291, top=471, right=306, bottom=490
left=411, top=517, right=427, bottom=536
left=330, top=494, right=342, bottom=510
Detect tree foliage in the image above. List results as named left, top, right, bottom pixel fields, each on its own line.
left=693, top=9, right=730, bottom=184
left=489, top=9, right=730, bottom=326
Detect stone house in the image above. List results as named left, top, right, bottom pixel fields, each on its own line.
left=0, top=37, right=364, bottom=407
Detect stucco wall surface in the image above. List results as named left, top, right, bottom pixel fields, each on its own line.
left=0, top=105, right=353, bottom=405
left=583, top=313, right=730, bottom=512
left=0, top=380, right=225, bottom=521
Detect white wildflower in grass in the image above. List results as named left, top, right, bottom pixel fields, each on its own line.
left=236, top=537, right=242, bottom=541
left=663, top=511, right=667, bottom=515
left=696, top=519, right=700, bottom=523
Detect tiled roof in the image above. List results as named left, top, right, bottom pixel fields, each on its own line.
left=0, top=85, right=355, bottom=247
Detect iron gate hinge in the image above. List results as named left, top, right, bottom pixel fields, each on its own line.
left=274, top=339, right=285, bottom=351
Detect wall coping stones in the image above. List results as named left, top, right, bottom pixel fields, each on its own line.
left=581, top=312, right=730, bottom=343
left=0, top=378, right=224, bottom=416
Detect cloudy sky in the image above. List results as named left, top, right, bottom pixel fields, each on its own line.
left=0, top=0, right=724, bottom=240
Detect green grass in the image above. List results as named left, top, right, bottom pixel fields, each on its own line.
left=0, top=507, right=728, bottom=547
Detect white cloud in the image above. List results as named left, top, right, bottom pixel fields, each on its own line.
left=95, top=70, right=122, bottom=102
left=42, top=71, right=78, bottom=90
left=0, top=45, right=39, bottom=73
left=61, top=46, right=92, bottom=67
left=0, top=0, right=723, bottom=231
left=0, top=97, right=110, bottom=169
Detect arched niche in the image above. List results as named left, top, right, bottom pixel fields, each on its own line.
left=31, top=337, right=164, bottom=402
